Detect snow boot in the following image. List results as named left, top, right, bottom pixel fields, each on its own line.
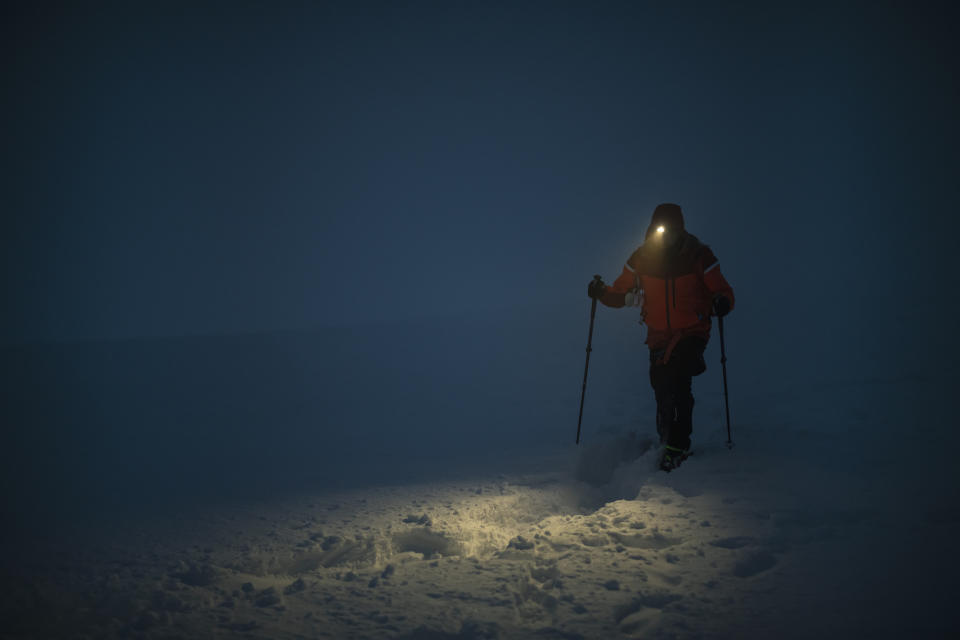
left=659, top=445, right=689, bottom=472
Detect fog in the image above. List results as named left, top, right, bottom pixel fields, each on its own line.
left=5, top=0, right=955, bottom=505
left=2, top=2, right=958, bottom=638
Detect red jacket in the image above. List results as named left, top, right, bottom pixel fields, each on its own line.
left=601, top=232, right=734, bottom=360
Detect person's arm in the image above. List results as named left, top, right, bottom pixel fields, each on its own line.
left=701, top=247, right=734, bottom=315
left=599, top=260, right=640, bottom=308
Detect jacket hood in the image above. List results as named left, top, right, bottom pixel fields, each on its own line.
left=645, top=203, right=685, bottom=241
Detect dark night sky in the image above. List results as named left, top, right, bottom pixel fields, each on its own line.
left=2, top=0, right=957, bottom=345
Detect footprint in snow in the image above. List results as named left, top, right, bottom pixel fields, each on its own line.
left=708, top=536, right=755, bottom=550
left=733, top=550, right=777, bottom=578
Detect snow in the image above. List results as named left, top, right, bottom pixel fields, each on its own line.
left=1, top=311, right=957, bottom=638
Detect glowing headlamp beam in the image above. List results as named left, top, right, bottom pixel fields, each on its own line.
left=656, top=225, right=666, bottom=234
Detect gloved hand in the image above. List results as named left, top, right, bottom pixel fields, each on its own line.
left=624, top=288, right=643, bottom=307
left=587, top=278, right=607, bottom=300
left=713, top=295, right=731, bottom=317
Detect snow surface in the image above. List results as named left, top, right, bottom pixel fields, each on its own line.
left=1, top=308, right=957, bottom=638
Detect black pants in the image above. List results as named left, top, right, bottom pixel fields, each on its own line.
left=649, top=337, right=707, bottom=451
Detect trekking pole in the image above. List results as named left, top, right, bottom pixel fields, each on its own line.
left=576, top=275, right=603, bottom=445
left=717, top=314, right=733, bottom=448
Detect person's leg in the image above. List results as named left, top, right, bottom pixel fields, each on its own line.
left=666, top=337, right=707, bottom=453
left=668, top=376, right=694, bottom=451
left=649, top=351, right=674, bottom=444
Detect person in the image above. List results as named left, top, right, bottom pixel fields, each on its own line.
left=587, top=203, right=734, bottom=471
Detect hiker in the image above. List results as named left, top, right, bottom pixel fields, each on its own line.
left=587, top=203, right=735, bottom=471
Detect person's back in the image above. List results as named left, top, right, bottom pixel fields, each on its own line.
left=587, top=203, right=734, bottom=471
